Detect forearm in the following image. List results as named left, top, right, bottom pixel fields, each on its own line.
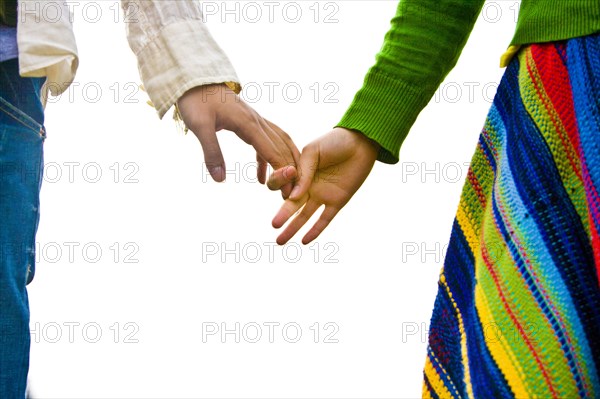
left=122, top=0, right=240, bottom=119
left=337, top=0, right=485, bottom=163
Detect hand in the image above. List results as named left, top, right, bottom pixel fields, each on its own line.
left=177, top=84, right=299, bottom=196
left=268, top=127, right=379, bottom=245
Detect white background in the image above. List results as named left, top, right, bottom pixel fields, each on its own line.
left=28, top=1, right=517, bottom=397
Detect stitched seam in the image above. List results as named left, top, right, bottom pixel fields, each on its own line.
left=0, top=96, right=43, bottom=136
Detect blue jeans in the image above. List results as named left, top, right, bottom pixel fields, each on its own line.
left=0, top=58, right=45, bottom=398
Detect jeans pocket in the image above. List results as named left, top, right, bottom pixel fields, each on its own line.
left=0, top=95, right=46, bottom=140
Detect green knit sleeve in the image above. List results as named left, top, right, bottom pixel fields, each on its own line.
left=337, top=0, right=485, bottom=163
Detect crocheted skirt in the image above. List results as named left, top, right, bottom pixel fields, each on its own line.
left=423, top=33, right=600, bottom=398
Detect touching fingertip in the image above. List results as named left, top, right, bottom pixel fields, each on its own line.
left=284, top=166, right=297, bottom=180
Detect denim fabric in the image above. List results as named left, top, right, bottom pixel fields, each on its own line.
left=0, top=58, right=45, bottom=398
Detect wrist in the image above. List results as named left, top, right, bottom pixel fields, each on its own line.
left=336, top=126, right=381, bottom=155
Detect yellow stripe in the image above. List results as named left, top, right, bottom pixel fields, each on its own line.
left=500, top=45, right=521, bottom=68
left=421, top=380, right=433, bottom=399
left=456, top=202, right=479, bottom=256
left=423, top=353, right=455, bottom=398
left=475, top=280, right=531, bottom=398
left=440, top=274, right=474, bottom=399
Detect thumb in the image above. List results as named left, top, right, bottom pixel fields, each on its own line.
left=289, top=144, right=318, bottom=200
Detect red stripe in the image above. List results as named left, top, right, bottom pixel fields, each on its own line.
left=467, top=166, right=487, bottom=209
left=529, top=44, right=583, bottom=182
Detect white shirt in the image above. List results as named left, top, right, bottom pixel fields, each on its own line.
left=17, top=0, right=240, bottom=118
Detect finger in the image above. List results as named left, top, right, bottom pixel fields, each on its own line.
left=265, top=119, right=301, bottom=165
left=266, top=165, right=297, bottom=191
left=289, top=144, right=318, bottom=200
left=302, top=206, right=340, bottom=244
left=272, top=197, right=306, bottom=229
left=193, top=125, right=226, bottom=182
left=257, top=153, right=267, bottom=185
left=245, top=118, right=296, bottom=171
left=280, top=182, right=293, bottom=199
left=276, top=200, right=321, bottom=245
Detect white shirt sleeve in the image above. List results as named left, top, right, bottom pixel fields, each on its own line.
left=17, top=0, right=79, bottom=97
left=122, top=0, right=240, bottom=118
left=17, top=1, right=239, bottom=117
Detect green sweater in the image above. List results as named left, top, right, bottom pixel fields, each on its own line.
left=338, top=0, right=600, bottom=164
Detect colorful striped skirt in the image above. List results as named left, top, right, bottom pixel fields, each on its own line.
left=423, top=33, right=600, bottom=398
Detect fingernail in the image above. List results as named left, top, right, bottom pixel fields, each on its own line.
left=284, top=166, right=297, bottom=180
left=210, top=166, right=225, bottom=182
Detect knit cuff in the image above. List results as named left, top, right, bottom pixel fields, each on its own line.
left=336, top=70, right=431, bottom=164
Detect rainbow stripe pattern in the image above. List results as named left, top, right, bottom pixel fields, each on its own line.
left=423, top=33, right=600, bottom=398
